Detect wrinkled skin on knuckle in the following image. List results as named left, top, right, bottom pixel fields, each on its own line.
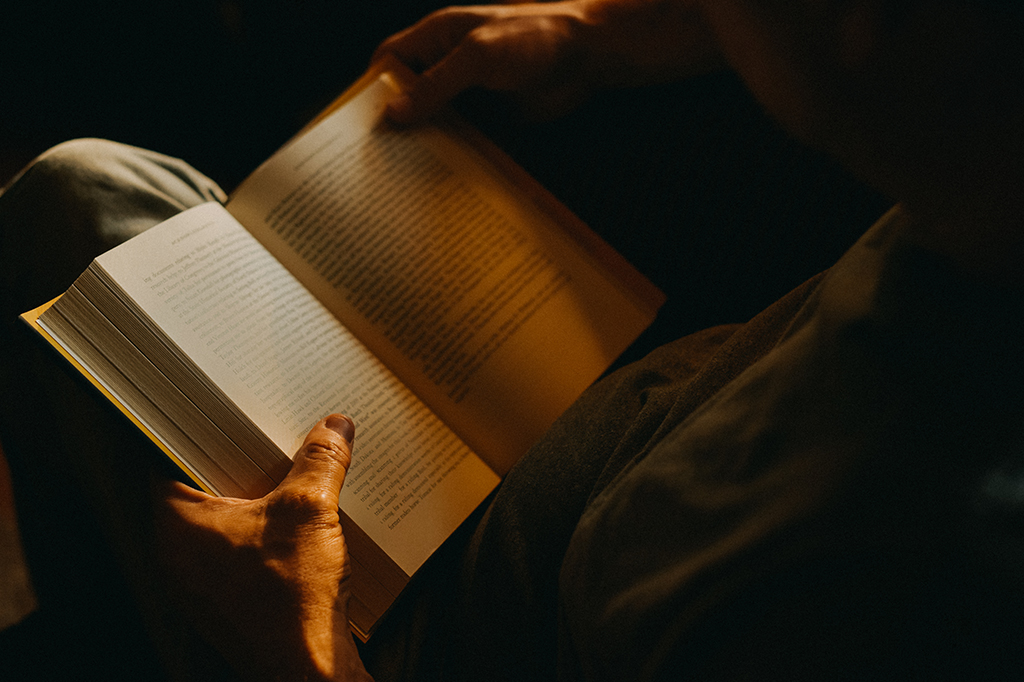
left=264, top=489, right=336, bottom=542
left=305, top=440, right=352, bottom=471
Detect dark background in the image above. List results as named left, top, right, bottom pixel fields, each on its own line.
left=0, top=1, right=442, bottom=189
left=0, top=2, right=890, bottom=678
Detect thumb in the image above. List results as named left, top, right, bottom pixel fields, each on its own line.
left=276, top=414, right=356, bottom=505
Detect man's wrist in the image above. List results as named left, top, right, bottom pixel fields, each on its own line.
left=298, top=609, right=373, bottom=682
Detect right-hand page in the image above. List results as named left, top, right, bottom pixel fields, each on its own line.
left=228, top=62, right=663, bottom=475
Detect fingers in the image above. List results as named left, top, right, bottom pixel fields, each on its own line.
left=277, top=414, right=356, bottom=506
left=156, top=477, right=210, bottom=504
left=390, top=44, right=492, bottom=123
left=374, top=8, right=495, bottom=123
left=151, top=473, right=218, bottom=532
left=374, top=3, right=597, bottom=124
left=373, top=7, right=488, bottom=71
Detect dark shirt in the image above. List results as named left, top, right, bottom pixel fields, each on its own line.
left=560, top=207, right=1024, bottom=680
left=361, top=207, right=1024, bottom=681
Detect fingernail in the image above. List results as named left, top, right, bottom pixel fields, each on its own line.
left=324, top=415, right=355, bottom=444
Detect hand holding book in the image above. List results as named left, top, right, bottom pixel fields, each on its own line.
left=372, top=0, right=725, bottom=124
left=156, top=414, right=373, bottom=682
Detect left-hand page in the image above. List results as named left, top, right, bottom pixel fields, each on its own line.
left=32, top=202, right=498, bottom=580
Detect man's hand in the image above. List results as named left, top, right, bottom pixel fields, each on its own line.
left=372, top=0, right=724, bottom=124
left=155, top=414, right=373, bottom=682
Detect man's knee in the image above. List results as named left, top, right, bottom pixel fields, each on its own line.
left=4, top=138, right=224, bottom=218
left=0, top=139, right=224, bottom=314
left=0, top=137, right=226, bottom=248
left=24, top=138, right=137, bottom=179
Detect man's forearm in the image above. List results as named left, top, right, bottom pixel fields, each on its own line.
left=575, top=0, right=726, bottom=88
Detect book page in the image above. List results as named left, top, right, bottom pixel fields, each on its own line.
left=228, top=69, right=661, bottom=474
left=88, top=203, right=498, bottom=575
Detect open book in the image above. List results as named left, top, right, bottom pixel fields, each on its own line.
left=20, top=58, right=664, bottom=641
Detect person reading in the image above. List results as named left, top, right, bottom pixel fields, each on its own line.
left=1, top=0, right=1022, bottom=679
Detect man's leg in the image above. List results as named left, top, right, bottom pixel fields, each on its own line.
left=0, top=139, right=231, bottom=680
left=0, top=138, right=226, bottom=314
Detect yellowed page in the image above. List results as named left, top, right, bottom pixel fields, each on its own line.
left=44, top=203, right=498, bottom=577
left=228, top=69, right=661, bottom=475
